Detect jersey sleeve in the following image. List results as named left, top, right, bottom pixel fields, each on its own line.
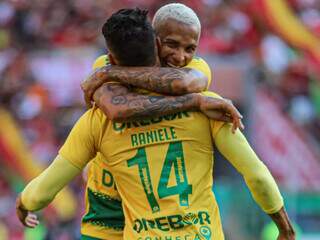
left=21, top=155, right=81, bottom=211
left=211, top=123, right=284, bottom=214
left=59, top=109, right=103, bottom=170
left=185, top=57, right=212, bottom=90
left=92, top=55, right=110, bottom=70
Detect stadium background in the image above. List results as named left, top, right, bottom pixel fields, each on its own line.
left=0, top=0, right=320, bottom=239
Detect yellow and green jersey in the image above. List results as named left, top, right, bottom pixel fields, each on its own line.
left=59, top=91, right=226, bottom=240
left=81, top=153, right=124, bottom=239
left=80, top=56, right=124, bottom=240
left=19, top=58, right=283, bottom=240
left=80, top=55, right=213, bottom=239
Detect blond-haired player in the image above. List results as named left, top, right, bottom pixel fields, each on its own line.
left=17, top=6, right=294, bottom=240
left=16, top=7, right=244, bottom=240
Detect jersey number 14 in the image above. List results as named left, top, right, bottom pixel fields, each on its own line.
left=127, top=141, right=192, bottom=213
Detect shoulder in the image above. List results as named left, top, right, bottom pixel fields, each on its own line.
left=76, top=107, right=108, bottom=130
left=92, top=55, right=110, bottom=70
left=185, top=56, right=212, bottom=89
left=186, top=56, right=210, bottom=68
left=85, top=107, right=108, bottom=123
left=75, top=107, right=108, bottom=141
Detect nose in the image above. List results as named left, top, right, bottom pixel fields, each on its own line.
left=172, top=48, right=186, bottom=67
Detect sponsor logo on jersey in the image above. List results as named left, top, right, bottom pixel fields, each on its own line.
left=113, top=112, right=190, bottom=132
left=133, top=211, right=210, bottom=233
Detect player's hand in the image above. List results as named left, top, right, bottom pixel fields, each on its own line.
left=277, top=231, right=295, bottom=240
left=198, top=96, right=244, bottom=133
left=16, top=195, right=40, bottom=228
left=269, top=207, right=295, bottom=240
left=81, top=67, right=109, bottom=108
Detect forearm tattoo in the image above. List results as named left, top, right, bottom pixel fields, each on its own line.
left=94, top=83, right=197, bottom=121
left=105, top=66, right=193, bottom=95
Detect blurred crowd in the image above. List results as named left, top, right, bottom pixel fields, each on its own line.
left=0, top=0, right=320, bottom=239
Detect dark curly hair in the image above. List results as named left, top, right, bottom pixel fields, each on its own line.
left=102, top=8, right=156, bottom=66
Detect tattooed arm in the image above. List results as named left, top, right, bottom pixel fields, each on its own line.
left=82, top=65, right=208, bottom=107
left=93, top=83, right=244, bottom=131
left=93, top=83, right=198, bottom=121
left=102, top=66, right=208, bottom=94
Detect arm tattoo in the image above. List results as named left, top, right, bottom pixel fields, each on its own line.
left=106, top=66, right=194, bottom=95
left=93, top=83, right=198, bottom=121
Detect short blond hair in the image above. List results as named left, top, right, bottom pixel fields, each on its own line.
left=152, top=3, right=201, bottom=34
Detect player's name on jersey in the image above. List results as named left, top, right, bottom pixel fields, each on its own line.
left=113, top=111, right=191, bottom=132
left=131, top=127, right=177, bottom=147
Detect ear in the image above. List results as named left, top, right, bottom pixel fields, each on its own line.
left=154, top=38, right=161, bottom=66
left=108, top=53, right=116, bottom=65
left=156, top=37, right=162, bottom=52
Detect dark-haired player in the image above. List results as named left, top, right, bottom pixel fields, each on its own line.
left=15, top=8, right=240, bottom=240
left=17, top=8, right=294, bottom=240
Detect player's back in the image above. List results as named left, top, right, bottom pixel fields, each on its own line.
left=96, top=106, right=224, bottom=239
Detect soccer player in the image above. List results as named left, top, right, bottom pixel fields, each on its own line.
left=16, top=8, right=295, bottom=240
left=81, top=3, right=221, bottom=120
left=79, top=5, right=242, bottom=238
left=80, top=4, right=244, bottom=239
left=16, top=5, right=243, bottom=240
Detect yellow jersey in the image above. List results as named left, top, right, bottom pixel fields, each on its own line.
left=81, top=55, right=213, bottom=239
left=59, top=91, right=225, bottom=240
left=19, top=58, right=283, bottom=240
left=80, top=56, right=124, bottom=240
left=81, top=153, right=124, bottom=239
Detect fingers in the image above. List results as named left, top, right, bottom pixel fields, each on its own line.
left=85, top=94, right=93, bottom=109
left=83, top=81, right=104, bottom=109
left=25, top=213, right=39, bottom=228
left=221, top=107, right=241, bottom=133
left=191, top=95, right=248, bottom=132
left=229, top=111, right=245, bottom=134
left=225, top=99, right=243, bottom=118
left=16, top=207, right=39, bottom=228
left=239, top=119, right=245, bottom=130
left=220, top=99, right=245, bottom=133
left=205, top=111, right=233, bottom=122
left=231, top=117, right=238, bottom=134
left=218, top=115, right=233, bottom=123
left=81, top=81, right=94, bottom=109
left=205, top=97, right=243, bottom=121
left=81, top=69, right=107, bottom=109
left=231, top=116, right=245, bottom=134
left=223, top=100, right=242, bottom=120
left=203, top=109, right=245, bottom=133
left=206, top=98, right=245, bottom=133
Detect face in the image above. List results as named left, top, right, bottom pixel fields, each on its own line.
left=156, top=18, right=200, bottom=68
